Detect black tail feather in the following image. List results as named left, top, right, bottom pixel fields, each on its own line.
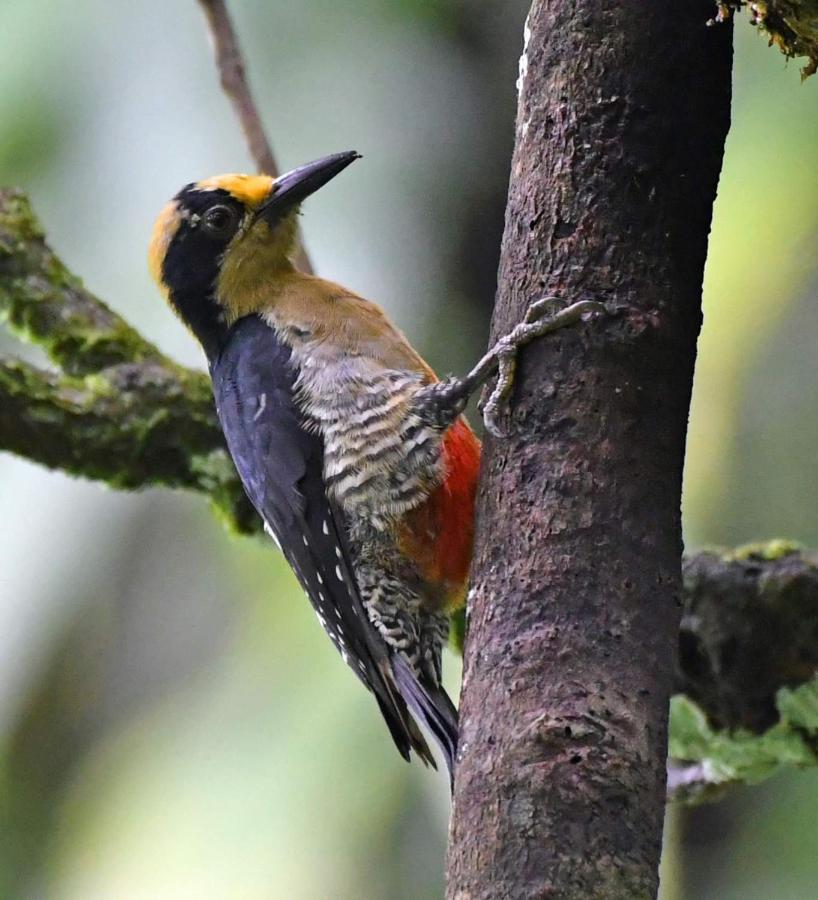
left=391, top=654, right=459, bottom=789
left=373, top=694, right=412, bottom=762
left=372, top=659, right=440, bottom=770
left=375, top=691, right=440, bottom=768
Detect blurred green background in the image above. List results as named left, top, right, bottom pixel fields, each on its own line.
left=0, top=2, right=815, bottom=897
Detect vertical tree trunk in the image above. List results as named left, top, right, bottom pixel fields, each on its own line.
left=447, top=2, right=732, bottom=898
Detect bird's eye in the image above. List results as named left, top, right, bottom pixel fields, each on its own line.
left=202, top=204, right=238, bottom=238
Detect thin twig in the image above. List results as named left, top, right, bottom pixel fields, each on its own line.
left=196, top=0, right=277, bottom=175
left=196, top=0, right=312, bottom=273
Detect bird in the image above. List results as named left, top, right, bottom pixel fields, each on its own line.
left=148, top=151, right=604, bottom=785
left=148, top=152, right=481, bottom=783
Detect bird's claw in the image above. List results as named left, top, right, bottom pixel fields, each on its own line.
left=478, top=336, right=518, bottom=437
left=478, top=297, right=607, bottom=437
left=417, top=297, right=611, bottom=438
left=523, top=295, right=564, bottom=324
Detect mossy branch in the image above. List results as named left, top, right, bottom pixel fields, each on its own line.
left=669, top=541, right=818, bottom=802
left=720, top=0, right=818, bottom=76
left=0, top=189, right=257, bottom=532
left=677, top=540, right=818, bottom=731
left=0, top=189, right=161, bottom=375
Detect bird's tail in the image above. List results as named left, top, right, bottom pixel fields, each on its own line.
left=390, top=653, right=459, bottom=790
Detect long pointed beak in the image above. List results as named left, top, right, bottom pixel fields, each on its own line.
left=256, top=151, right=360, bottom=222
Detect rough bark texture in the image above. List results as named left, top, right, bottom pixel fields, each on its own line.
left=447, top=3, right=732, bottom=898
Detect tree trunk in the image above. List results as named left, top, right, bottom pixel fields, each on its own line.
left=447, top=2, right=732, bottom=898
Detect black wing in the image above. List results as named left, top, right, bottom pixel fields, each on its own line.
left=210, top=314, right=438, bottom=769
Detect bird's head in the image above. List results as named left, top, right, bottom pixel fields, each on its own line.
left=148, top=150, right=359, bottom=358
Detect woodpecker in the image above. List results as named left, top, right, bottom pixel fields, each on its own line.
left=149, top=152, right=480, bottom=781
left=148, top=151, right=603, bottom=784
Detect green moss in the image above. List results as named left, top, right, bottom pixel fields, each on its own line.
left=188, top=449, right=259, bottom=535
left=694, top=539, right=804, bottom=564
left=450, top=606, right=466, bottom=655
left=0, top=190, right=44, bottom=245
left=730, top=538, right=803, bottom=561
left=720, top=1, right=818, bottom=77
left=0, top=189, right=163, bottom=375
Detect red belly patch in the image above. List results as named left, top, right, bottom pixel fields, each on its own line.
left=397, top=418, right=481, bottom=611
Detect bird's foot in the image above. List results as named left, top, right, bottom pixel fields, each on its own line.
left=415, top=298, right=608, bottom=437
left=478, top=297, right=606, bottom=436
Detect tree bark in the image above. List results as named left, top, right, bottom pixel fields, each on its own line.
left=447, top=3, right=732, bottom=898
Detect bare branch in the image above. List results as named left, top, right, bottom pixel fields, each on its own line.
left=196, top=0, right=312, bottom=273
left=196, top=0, right=277, bottom=176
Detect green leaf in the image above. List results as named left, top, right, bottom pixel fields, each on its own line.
left=669, top=676, right=818, bottom=803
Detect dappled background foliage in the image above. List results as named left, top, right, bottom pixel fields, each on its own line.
left=0, top=2, right=816, bottom=897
